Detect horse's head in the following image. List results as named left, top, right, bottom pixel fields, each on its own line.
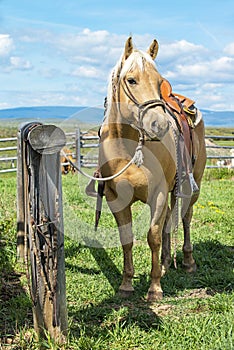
left=108, top=37, right=169, bottom=141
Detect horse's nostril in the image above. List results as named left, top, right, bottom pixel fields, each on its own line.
left=151, top=121, right=158, bottom=132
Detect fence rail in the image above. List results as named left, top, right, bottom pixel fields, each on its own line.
left=0, top=131, right=234, bottom=173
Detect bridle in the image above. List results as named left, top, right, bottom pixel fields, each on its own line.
left=119, top=76, right=166, bottom=134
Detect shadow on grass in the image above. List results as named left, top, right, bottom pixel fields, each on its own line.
left=0, top=240, right=32, bottom=344
left=65, top=238, right=233, bottom=340
left=66, top=239, right=163, bottom=339
left=162, top=239, right=234, bottom=296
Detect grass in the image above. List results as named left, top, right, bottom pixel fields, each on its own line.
left=205, top=127, right=234, bottom=137
left=0, top=167, right=233, bottom=349
left=0, top=123, right=233, bottom=350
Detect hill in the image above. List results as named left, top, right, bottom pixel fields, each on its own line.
left=0, top=106, right=104, bottom=126
left=201, top=109, right=234, bottom=127
left=0, top=106, right=233, bottom=127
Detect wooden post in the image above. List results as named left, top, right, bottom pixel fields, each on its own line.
left=17, top=123, right=68, bottom=342
left=17, top=122, right=42, bottom=260
left=76, top=128, right=81, bottom=168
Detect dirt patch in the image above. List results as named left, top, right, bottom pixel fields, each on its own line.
left=175, top=288, right=214, bottom=300
left=183, top=288, right=214, bottom=299
left=149, top=303, right=174, bottom=316
left=148, top=288, right=214, bottom=317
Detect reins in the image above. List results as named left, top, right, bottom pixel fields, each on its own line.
left=60, top=129, right=144, bottom=182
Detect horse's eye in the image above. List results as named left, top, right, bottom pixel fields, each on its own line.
left=127, top=78, right=137, bottom=85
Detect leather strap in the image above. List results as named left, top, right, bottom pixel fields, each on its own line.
left=160, top=79, right=192, bottom=154
left=174, top=93, right=195, bottom=109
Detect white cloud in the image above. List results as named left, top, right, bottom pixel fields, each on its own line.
left=82, top=28, right=109, bottom=42
left=71, top=55, right=98, bottom=64
left=0, top=34, right=14, bottom=56
left=2, top=27, right=234, bottom=110
left=165, top=55, right=234, bottom=85
left=71, top=65, right=103, bottom=79
left=10, top=56, right=33, bottom=70
left=158, top=40, right=206, bottom=63
left=214, top=56, right=234, bottom=72
left=224, top=42, right=234, bottom=56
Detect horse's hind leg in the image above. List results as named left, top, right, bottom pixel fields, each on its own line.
left=182, top=197, right=198, bottom=273
left=161, top=206, right=172, bottom=275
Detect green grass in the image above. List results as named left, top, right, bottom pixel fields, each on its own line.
left=205, top=127, right=234, bottom=137
left=205, top=127, right=234, bottom=148
left=0, top=168, right=234, bottom=349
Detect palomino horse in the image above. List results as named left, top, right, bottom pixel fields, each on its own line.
left=98, top=37, right=206, bottom=301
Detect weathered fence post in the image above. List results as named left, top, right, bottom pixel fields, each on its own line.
left=17, top=122, right=68, bottom=342
left=76, top=127, right=81, bottom=168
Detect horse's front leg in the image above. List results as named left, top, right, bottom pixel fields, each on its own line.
left=147, top=194, right=168, bottom=301
left=105, top=182, right=135, bottom=297
left=113, top=207, right=135, bottom=297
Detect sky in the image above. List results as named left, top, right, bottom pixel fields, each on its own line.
left=0, top=0, right=234, bottom=111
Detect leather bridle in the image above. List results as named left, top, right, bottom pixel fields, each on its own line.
left=119, top=76, right=166, bottom=132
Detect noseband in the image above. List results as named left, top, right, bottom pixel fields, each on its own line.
left=120, top=77, right=166, bottom=132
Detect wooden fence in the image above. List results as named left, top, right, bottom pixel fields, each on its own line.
left=0, top=130, right=234, bottom=173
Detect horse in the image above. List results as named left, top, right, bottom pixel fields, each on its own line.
left=98, top=37, right=206, bottom=301
left=61, top=148, right=76, bottom=175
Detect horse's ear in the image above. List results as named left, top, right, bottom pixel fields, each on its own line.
left=147, top=39, right=159, bottom=60
left=124, top=37, right=134, bottom=60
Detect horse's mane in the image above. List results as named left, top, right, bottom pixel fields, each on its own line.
left=105, top=49, right=156, bottom=118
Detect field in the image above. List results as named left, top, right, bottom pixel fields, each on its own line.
left=0, top=166, right=233, bottom=349
left=0, top=124, right=234, bottom=349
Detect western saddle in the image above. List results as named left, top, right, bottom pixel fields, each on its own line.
left=160, top=78, right=196, bottom=157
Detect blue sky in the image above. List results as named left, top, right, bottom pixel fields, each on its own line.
left=0, top=0, right=234, bottom=111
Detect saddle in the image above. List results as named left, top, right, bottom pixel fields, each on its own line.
left=160, top=78, right=196, bottom=155
left=160, top=78, right=199, bottom=197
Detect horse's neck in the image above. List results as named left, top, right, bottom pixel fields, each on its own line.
left=106, top=106, right=138, bottom=141
left=102, top=106, right=139, bottom=158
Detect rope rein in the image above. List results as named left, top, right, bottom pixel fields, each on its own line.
left=170, top=122, right=180, bottom=268
left=61, top=131, right=144, bottom=182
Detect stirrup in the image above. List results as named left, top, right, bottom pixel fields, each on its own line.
left=188, top=173, right=199, bottom=195
left=85, top=169, right=102, bottom=197
left=176, top=172, right=199, bottom=198
left=85, top=179, right=97, bottom=197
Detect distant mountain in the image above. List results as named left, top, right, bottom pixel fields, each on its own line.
left=0, top=106, right=233, bottom=127
left=0, top=106, right=104, bottom=125
left=201, top=109, right=234, bottom=127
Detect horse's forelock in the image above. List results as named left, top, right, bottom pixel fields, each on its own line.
left=105, top=49, right=156, bottom=116
left=120, top=50, right=155, bottom=78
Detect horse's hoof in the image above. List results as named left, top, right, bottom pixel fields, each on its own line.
left=182, top=261, right=197, bottom=273
left=118, top=289, right=134, bottom=298
left=147, top=290, right=163, bottom=302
